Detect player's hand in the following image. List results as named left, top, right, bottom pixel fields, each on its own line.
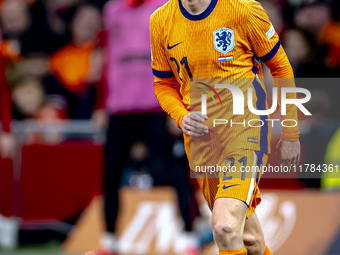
left=0, top=132, right=14, bottom=159
left=277, top=139, right=300, bottom=169
left=181, top=112, right=209, bottom=137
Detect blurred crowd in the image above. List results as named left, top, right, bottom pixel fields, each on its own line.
left=0, top=0, right=336, bottom=123
left=0, top=0, right=339, bottom=124
left=277, top=0, right=340, bottom=77
left=0, top=0, right=340, bottom=252
left=0, top=0, right=107, bottom=123
left=259, top=0, right=340, bottom=188
left=0, top=0, right=339, bottom=185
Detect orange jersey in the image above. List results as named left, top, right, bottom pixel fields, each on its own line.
left=50, top=43, right=94, bottom=92
left=150, top=0, right=299, bottom=166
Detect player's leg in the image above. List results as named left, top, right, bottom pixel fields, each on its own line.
left=154, top=161, right=200, bottom=253
left=194, top=171, right=247, bottom=254
left=141, top=114, right=200, bottom=253
left=242, top=152, right=272, bottom=255
left=211, top=149, right=268, bottom=254
left=212, top=197, right=248, bottom=254
left=243, top=212, right=268, bottom=255
left=102, top=114, right=136, bottom=253
left=140, top=113, right=174, bottom=158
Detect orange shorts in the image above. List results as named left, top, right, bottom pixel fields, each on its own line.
left=194, top=149, right=268, bottom=218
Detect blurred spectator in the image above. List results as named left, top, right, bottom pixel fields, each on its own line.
left=89, top=0, right=201, bottom=254
left=319, top=20, right=340, bottom=69
left=1, top=0, right=67, bottom=57
left=254, top=0, right=340, bottom=189
left=260, top=0, right=340, bottom=79
left=50, top=4, right=102, bottom=90
left=291, top=2, right=340, bottom=118
left=0, top=0, right=30, bottom=40
left=294, top=1, right=332, bottom=36
left=48, top=4, right=103, bottom=119
left=282, top=1, right=340, bottom=78
left=260, top=0, right=285, bottom=37
left=11, top=78, right=44, bottom=118
left=291, top=29, right=335, bottom=77
left=299, top=89, right=339, bottom=187
left=282, top=29, right=310, bottom=71
left=45, top=0, right=81, bottom=36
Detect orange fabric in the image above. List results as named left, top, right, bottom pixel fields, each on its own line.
left=154, top=76, right=189, bottom=128
left=263, top=245, right=272, bottom=255
left=150, top=0, right=300, bottom=229
left=151, top=0, right=300, bottom=162
left=151, top=0, right=280, bottom=129
left=319, top=22, right=340, bottom=68
left=0, top=41, right=21, bottom=62
left=265, top=45, right=299, bottom=142
left=50, top=43, right=93, bottom=92
left=195, top=149, right=268, bottom=218
left=219, top=248, right=247, bottom=255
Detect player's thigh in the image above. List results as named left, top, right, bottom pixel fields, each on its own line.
left=243, top=212, right=266, bottom=254
left=104, top=115, right=135, bottom=182
left=216, top=149, right=267, bottom=218
left=212, top=197, right=248, bottom=248
left=212, top=197, right=248, bottom=230
left=140, top=114, right=174, bottom=157
left=194, top=171, right=220, bottom=211
left=105, top=114, right=136, bottom=156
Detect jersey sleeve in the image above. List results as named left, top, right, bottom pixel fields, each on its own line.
left=150, top=14, right=188, bottom=128
left=154, top=76, right=189, bottom=128
left=265, top=46, right=300, bottom=141
left=150, top=14, right=174, bottom=78
left=246, top=1, right=281, bottom=62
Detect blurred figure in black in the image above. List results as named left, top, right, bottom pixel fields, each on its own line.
left=89, top=0, right=202, bottom=254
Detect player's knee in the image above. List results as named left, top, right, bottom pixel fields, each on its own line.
left=213, top=224, right=242, bottom=248
left=243, top=233, right=265, bottom=255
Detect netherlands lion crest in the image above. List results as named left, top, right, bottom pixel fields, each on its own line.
left=213, top=28, right=235, bottom=54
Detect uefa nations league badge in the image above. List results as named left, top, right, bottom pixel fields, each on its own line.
left=213, top=28, right=235, bottom=54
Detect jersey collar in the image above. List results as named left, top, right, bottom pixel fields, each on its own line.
left=179, top=0, right=218, bottom=21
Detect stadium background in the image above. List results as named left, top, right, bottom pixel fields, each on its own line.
left=0, top=0, right=340, bottom=254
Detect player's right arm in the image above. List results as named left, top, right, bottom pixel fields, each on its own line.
left=246, top=0, right=300, bottom=166
left=150, top=13, right=208, bottom=136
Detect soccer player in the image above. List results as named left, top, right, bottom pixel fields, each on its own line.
left=87, top=0, right=202, bottom=254
left=150, top=0, right=300, bottom=254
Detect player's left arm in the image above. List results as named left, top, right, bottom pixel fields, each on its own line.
left=247, top=0, right=300, bottom=167
left=264, top=46, right=300, bottom=167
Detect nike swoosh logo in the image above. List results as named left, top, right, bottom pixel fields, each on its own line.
left=167, top=42, right=183, bottom=50
left=222, top=184, right=240, bottom=190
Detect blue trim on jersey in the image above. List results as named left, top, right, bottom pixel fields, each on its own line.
left=252, top=66, right=259, bottom=74
left=152, top=69, right=175, bottom=78
left=259, top=39, right=281, bottom=63
left=251, top=55, right=260, bottom=74
left=179, top=0, right=218, bottom=21
left=255, top=151, right=263, bottom=185
left=252, top=79, right=268, bottom=153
